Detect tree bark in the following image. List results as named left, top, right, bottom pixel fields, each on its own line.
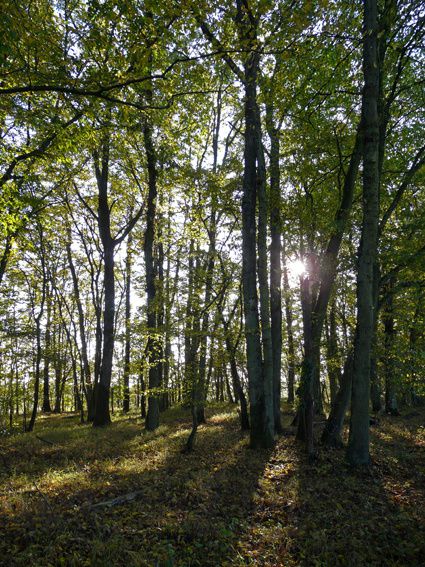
left=221, top=311, right=250, bottom=430
left=382, top=281, right=399, bottom=415
left=322, top=351, right=354, bottom=447
left=282, top=244, right=296, bottom=404
left=41, top=283, right=52, bottom=413
left=93, top=139, right=115, bottom=427
left=347, top=0, right=380, bottom=466
left=26, top=225, right=47, bottom=432
left=66, top=234, right=94, bottom=420
left=123, top=232, right=132, bottom=413
left=326, top=301, right=341, bottom=405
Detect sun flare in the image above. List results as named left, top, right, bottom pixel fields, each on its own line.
left=287, top=258, right=306, bottom=278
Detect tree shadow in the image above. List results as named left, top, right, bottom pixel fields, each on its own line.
left=233, top=410, right=425, bottom=566
left=0, top=408, right=272, bottom=566
left=1, top=408, right=423, bottom=566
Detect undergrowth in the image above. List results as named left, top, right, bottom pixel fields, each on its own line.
left=0, top=404, right=424, bottom=566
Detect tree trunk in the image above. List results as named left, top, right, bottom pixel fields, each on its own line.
left=326, top=301, right=341, bottom=405
left=93, top=140, right=115, bottom=427
left=240, top=34, right=273, bottom=449
left=221, top=312, right=250, bottom=431
left=144, top=119, right=161, bottom=431
left=256, top=119, right=275, bottom=443
left=66, top=235, right=94, bottom=420
left=42, top=283, right=52, bottom=413
left=123, top=232, right=132, bottom=413
left=297, top=273, right=315, bottom=458
left=370, top=262, right=382, bottom=412
left=27, top=317, right=43, bottom=431
left=322, top=351, right=354, bottom=447
left=383, top=281, right=399, bottom=415
left=27, top=226, right=47, bottom=432
left=347, top=0, right=380, bottom=466
left=266, top=102, right=283, bottom=433
left=196, top=209, right=217, bottom=424
left=282, top=246, right=296, bottom=404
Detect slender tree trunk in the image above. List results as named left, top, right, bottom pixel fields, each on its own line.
left=383, top=281, right=399, bottom=415
left=370, top=262, right=382, bottom=412
left=347, top=0, right=380, bottom=465
left=53, top=326, right=64, bottom=413
left=409, top=293, right=422, bottom=402
left=221, top=312, right=250, bottom=430
left=140, top=367, right=146, bottom=419
left=266, top=102, right=283, bottom=433
left=144, top=119, right=161, bottom=431
left=93, top=140, right=115, bottom=427
left=94, top=240, right=115, bottom=426
left=185, top=244, right=202, bottom=449
left=197, top=209, right=217, bottom=424
left=297, top=273, right=315, bottom=458
left=157, top=222, right=165, bottom=412
left=256, top=119, right=275, bottom=443
left=196, top=89, right=222, bottom=423
left=42, top=283, right=52, bottom=413
left=326, top=301, right=341, bottom=405
left=163, top=253, right=180, bottom=411
left=66, top=235, right=94, bottom=420
left=123, top=232, right=132, bottom=413
left=322, top=351, right=354, bottom=447
left=27, top=317, right=43, bottom=431
left=27, top=226, right=47, bottom=432
left=282, top=246, right=296, bottom=404
left=0, top=234, right=13, bottom=286
left=70, top=343, right=82, bottom=413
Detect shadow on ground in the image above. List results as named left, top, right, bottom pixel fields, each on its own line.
left=0, top=406, right=424, bottom=566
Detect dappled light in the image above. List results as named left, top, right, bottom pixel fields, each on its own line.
left=1, top=0, right=424, bottom=565
left=1, top=405, right=424, bottom=565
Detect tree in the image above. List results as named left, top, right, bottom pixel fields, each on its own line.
left=347, top=0, right=380, bottom=466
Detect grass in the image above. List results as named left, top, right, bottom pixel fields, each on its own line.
left=0, top=404, right=424, bottom=566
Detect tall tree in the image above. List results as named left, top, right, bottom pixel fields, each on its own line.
left=347, top=0, right=380, bottom=466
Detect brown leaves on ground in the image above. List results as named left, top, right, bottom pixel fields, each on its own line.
left=0, top=405, right=424, bottom=566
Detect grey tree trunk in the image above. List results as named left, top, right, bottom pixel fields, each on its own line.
left=221, top=311, right=250, bottom=431
left=93, top=139, right=115, bottom=427
left=266, top=102, right=283, bottom=433
left=282, top=246, right=296, bottom=404
left=144, top=119, right=162, bottom=431
left=326, top=301, right=341, bottom=405
left=42, top=283, right=52, bottom=413
left=123, top=232, right=132, bottom=413
left=196, top=209, right=217, bottom=424
left=27, top=225, right=47, bottom=432
left=382, top=281, right=399, bottom=415
left=256, top=112, right=275, bottom=444
left=196, top=88, right=221, bottom=423
left=347, top=0, right=380, bottom=466
left=242, top=54, right=273, bottom=449
left=66, top=235, right=94, bottom=420
left=322, top=351, right=354, bottom=448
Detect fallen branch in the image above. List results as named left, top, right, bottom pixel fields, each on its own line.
left=88, top=490, right=144, bottom=509
left=35, top=435, right=54, bottom=445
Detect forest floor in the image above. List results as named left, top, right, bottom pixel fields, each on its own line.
left=0, top=404, right=424, bottom=567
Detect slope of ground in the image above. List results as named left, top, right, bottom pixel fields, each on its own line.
left=0, top=404, right=424, bottom=566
